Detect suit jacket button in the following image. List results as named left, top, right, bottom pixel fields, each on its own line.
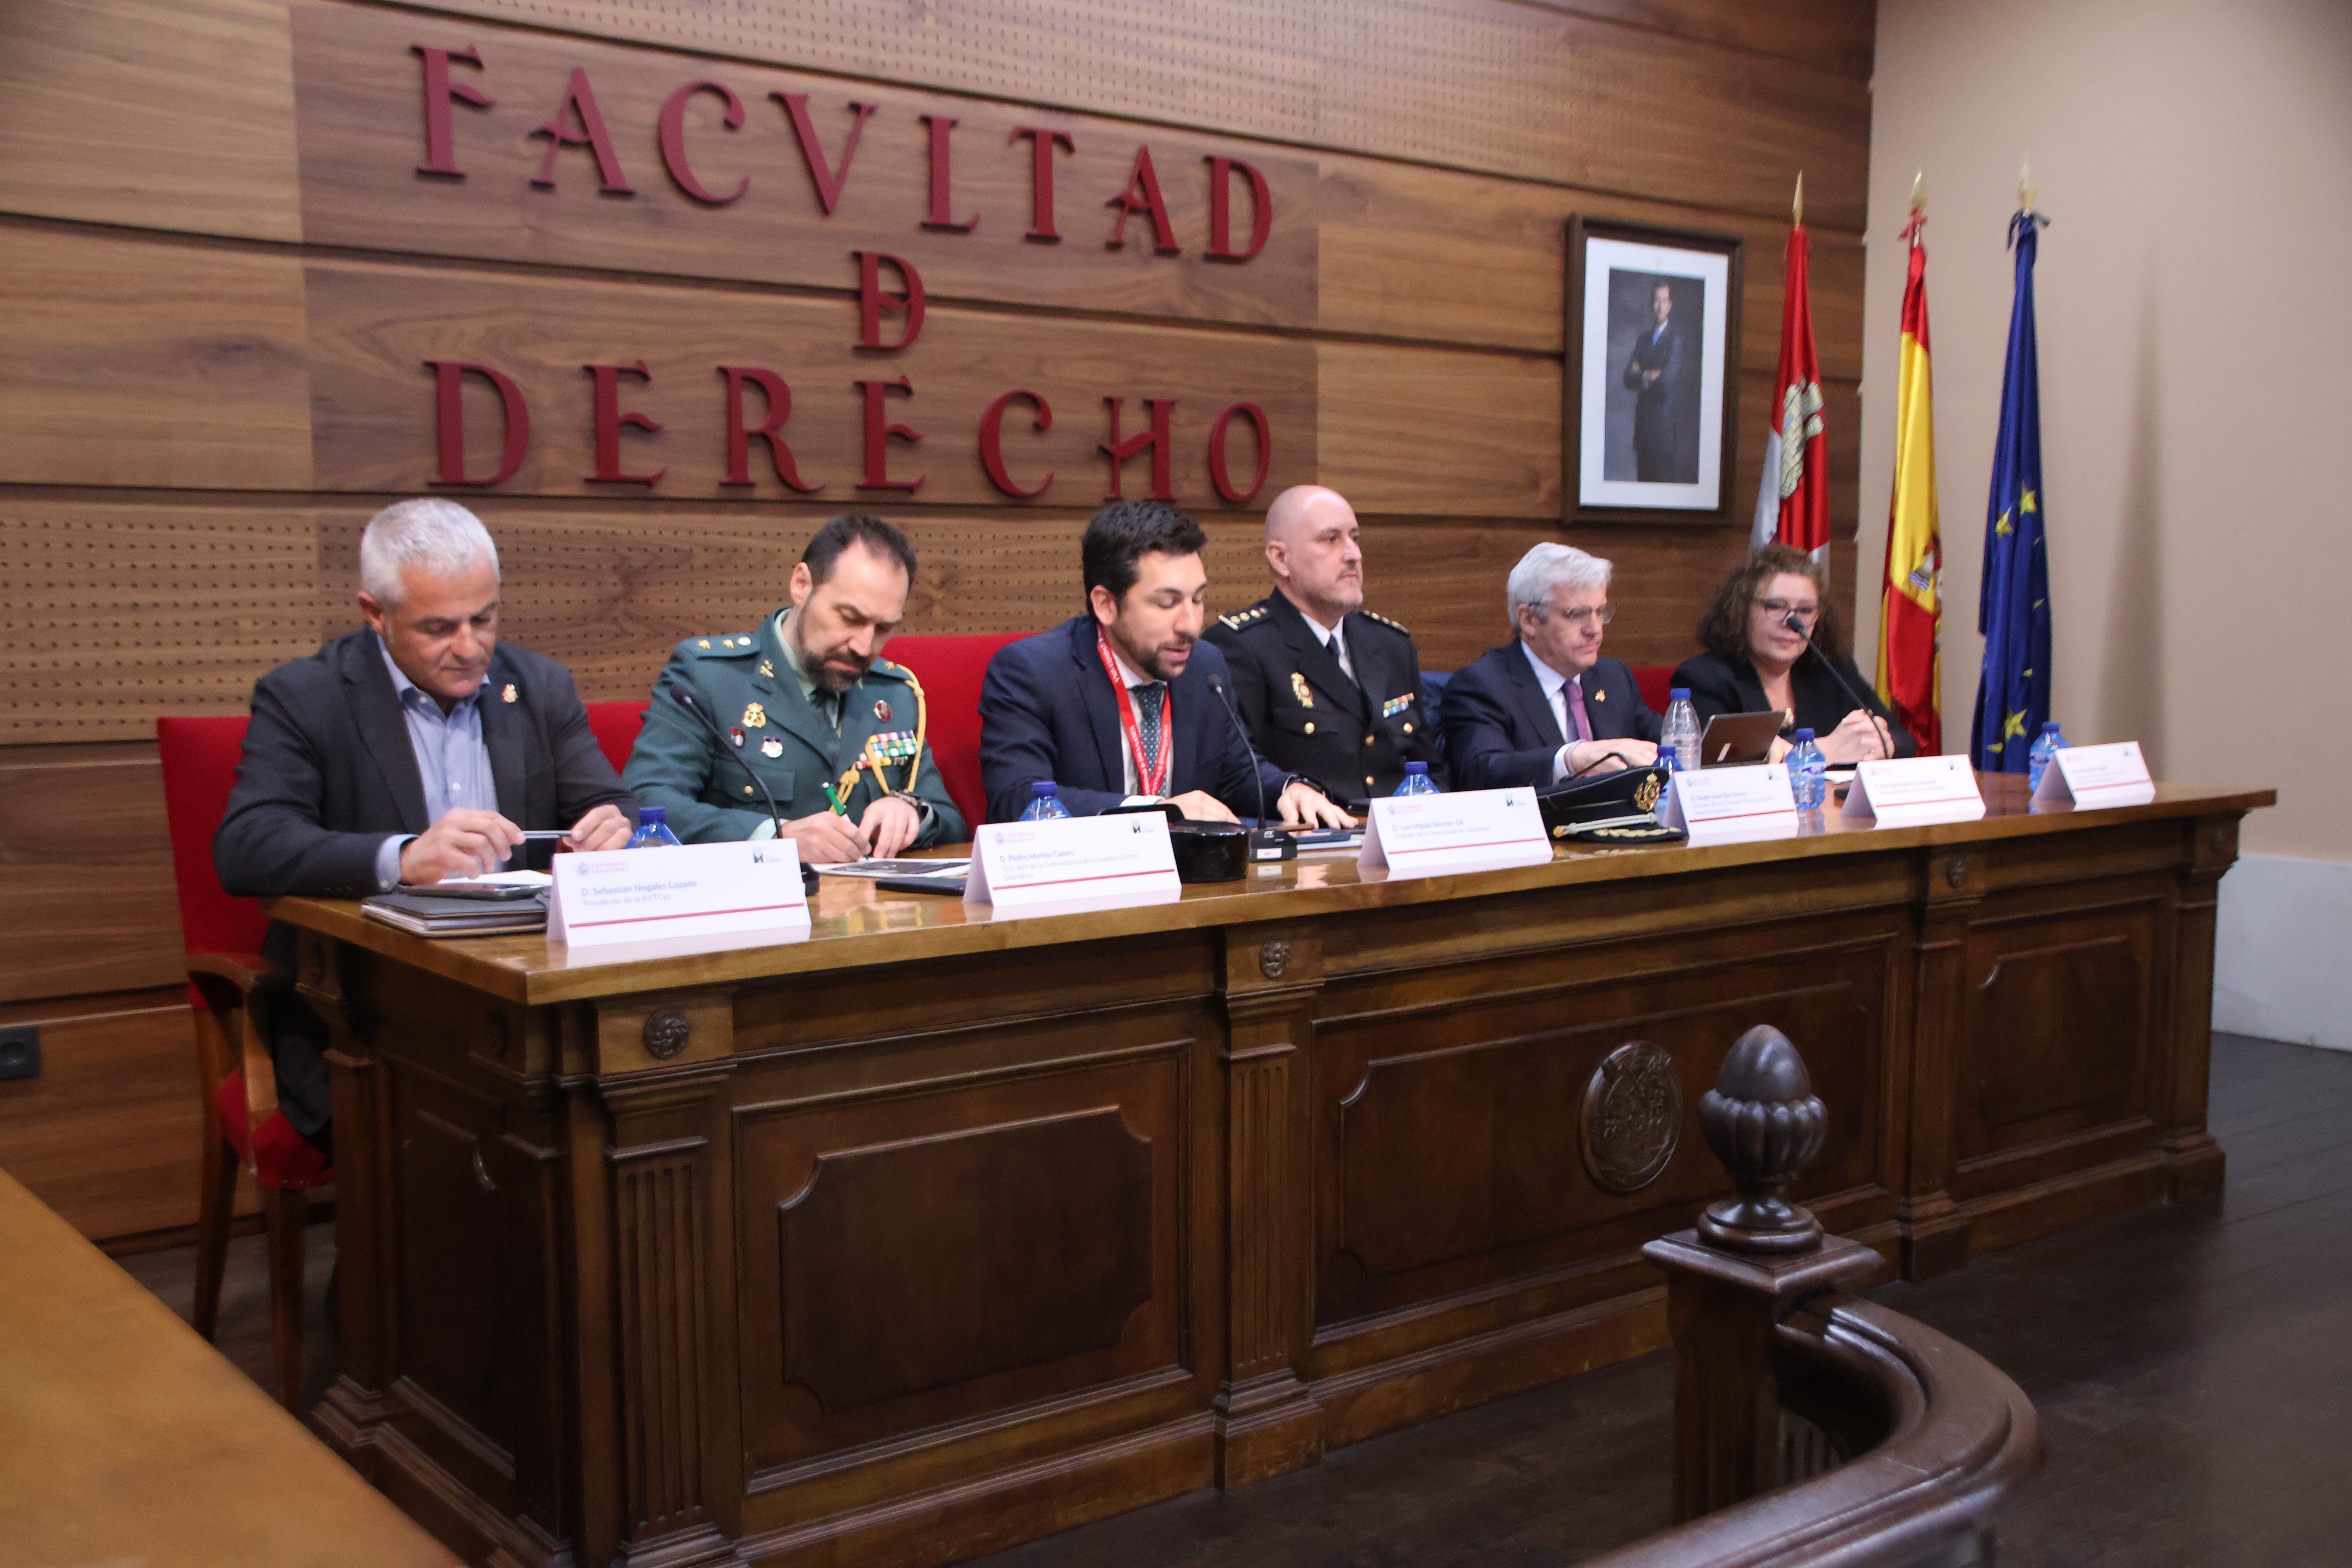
left=1365, top=735, right=1376, bottom=747
left=1304, top=722, right=1315, bottom=735
left=1403, top=722, right=1414, bottom=733
left=742, top=785, right=755, bottom=796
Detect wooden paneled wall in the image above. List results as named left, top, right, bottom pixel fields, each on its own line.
left=0, top=0, right=1872, bottom=1240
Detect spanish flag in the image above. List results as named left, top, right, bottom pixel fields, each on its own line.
left=1875, top=189, right=1941, bottom=756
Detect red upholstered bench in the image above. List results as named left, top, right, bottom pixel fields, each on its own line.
left=585, top=702, right=647, bottom=773
left=156, top=715, right=329, bottom=1412
left=1632, top=664, right=1674, bottom=714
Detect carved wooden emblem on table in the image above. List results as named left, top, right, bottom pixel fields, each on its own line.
left=1259, top=940, right=1292, bottom=980
left=642, top=1006, right=692, bottom=1061
left=1581, top=1040, right=1682, bottom=1193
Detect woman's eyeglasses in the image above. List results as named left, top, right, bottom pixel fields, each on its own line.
left=1755, top=598, right=1820, bottom=622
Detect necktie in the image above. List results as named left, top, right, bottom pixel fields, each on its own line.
left=1563, top=677, right=1592, bottom=744
left=1134, top=682, right=1167, bottom=769
left=1328, top=627, right=1356, bottom=684
left=816, top=688, right=843, bottom=735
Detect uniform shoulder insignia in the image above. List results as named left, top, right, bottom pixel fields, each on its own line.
left=868, top=657, right=913, bottom=683
left=1217, top=605, right=1270, bottom=630
left=685, top=632, right=762, bottom=658
left=1360, top=610, right=1413, bottom=637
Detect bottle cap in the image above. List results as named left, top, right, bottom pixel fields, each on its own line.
left=1670, top=687, right=1691, bottom=701
left=639, top=806, right=666, bottom=824
left=1405, top=761, right=1428, bottom=774
left=1031, top=780, right=1058, bottom=795
left=2042, top=720, right=2061, bottom=734
left=1793, top=728, right=1815, bottom=742
left=1661, top=746, right=1677, bottom=762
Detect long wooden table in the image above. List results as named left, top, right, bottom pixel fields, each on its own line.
left=276, top=776, right=2268, bottom=1568
left=0, top=1165, right=459, bottom=1568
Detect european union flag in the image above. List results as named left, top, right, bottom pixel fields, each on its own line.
left=1972, top=212, right=2052, bottom=773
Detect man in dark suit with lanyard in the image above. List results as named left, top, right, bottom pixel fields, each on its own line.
left=978, top=500, right=1361, bottom=827
left=1203, top=484, right=1445, bottom=804
left=1440, top=542, right=1662, bottom=791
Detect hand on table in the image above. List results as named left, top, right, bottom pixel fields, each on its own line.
left=1566, top=739, right=1659, bottom=777
left=1167, top=790, right=1238, bottom=824
left=1819, top=709, right=1893, bottom=765
left=561, top=804, right=632, bottom=853
left=780, top=808, right=871, bottom=864
left=1276, top=782, right=1356, bottom=829
left=399, top=808, right=524, bottom=884
left=859, top=795, right=923, bottom=859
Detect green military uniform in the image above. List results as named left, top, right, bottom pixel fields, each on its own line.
left=623, top=606, right=965, bottom=846
left=1203, top=590, right=1448, bottom=804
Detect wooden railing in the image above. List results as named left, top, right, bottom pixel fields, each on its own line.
left=1591, top=1027, right=2042, bottom=1568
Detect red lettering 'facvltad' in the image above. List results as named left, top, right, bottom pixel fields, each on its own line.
left=855, top=251, right=926, bottom=351
left=658, top=80, right=748, bottom=206
left=1204, top=156, right=1272, bottom=263
left=428, top=361, right=530, bottom=487
left=920, top=113, right=978, bottom=233
left=774, top=92, right=874, bottom=216
left=1105, top=147, right=1180, bottom=254
left=1011, top=126, right=1074, bottom=241
left=583, top=361, right=663, bottom=485
left=978, top=390, right=1054, bottom=499
left=1100, top=396, right=1175, bottom=500
left=719, top=367, right=822, bottom=492
left=412, top=44, right=493, bottom=179
left=857, top=377, right=924, bottom=492
left=1208, top=401, right=1272, bottom=503
left=531, top=67, right=634, bottom=194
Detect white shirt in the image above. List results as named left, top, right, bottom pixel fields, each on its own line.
left=1300, top=610, right=1355, bottom=682
left=1107, top=644, right=1172, bottom=800
left=1521, top=641, right=1586, bottom=784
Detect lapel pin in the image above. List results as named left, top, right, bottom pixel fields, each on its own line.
left=873, top=698, right=892, bottom=722
left=759, top=659, right=774, bottom=679
left=1291, top=672, right=1314, bottom=708
left=501, top=683, right=517, bottom=703
left=760, top=737, right=783, bottom=758
left=1594, top=688, right=1607, bottom=702
left=742, top=702, right=767, bottom=728
left=729, top=727, right=744, bottom=748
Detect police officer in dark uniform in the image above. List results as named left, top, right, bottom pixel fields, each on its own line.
left=1204, top=485, right=1447, bottom=805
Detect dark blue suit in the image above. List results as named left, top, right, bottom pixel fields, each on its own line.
left=979, top=616, right=1290, bottom=823
left=1439, top=642, right=1662, bottom=791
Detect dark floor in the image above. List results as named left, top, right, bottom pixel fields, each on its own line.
left=138, top=1034, right=2352, bottom=1566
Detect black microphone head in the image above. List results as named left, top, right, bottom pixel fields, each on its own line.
left=1208, top=673, right=1229, bottom=697
left=1784, top=612, right=1806, bottom=636
left=672, top=684, right=700, bottom=710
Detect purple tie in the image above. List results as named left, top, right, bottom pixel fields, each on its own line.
left=1563, top=677, right=1593, bottom=744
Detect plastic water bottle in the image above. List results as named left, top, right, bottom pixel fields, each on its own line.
left=1661, top=687, right=1703, bottom=771
left=1019, top=780, right=1073, bottom=821
left=625, top=805, right=683, bottom=848
left=1788, top=728, right=1828, bottom=811
left=1393, top=761, right=1440, bottom=797
left=2027, top=722, right=2067, bottom=792
left=1659, top=744, right=1680, bottom=776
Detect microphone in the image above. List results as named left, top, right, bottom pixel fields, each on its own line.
left=1205, top=672, right=1297, bottom=864
left=667, top=681, right=788, bottom=839
left=1783, top=612, right=1894, bottom=761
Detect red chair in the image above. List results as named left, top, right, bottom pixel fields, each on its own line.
left=882, top=633, right=1033, bottom=833
left=585, top=702, right=647, bottom=773
left=1632, top=664, right=1675, bottom=715
left=156, top=716, right=330, bottom=1411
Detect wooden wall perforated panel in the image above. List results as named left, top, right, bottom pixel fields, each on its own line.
left=0, top=0, right=1875, bottom=1244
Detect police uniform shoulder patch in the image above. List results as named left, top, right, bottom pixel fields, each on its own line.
left=1359, top=610, right=1413, bottom=637
left=1217, top=605, right=1270, bottom=631
left=687, top=631, right=762, bottom=659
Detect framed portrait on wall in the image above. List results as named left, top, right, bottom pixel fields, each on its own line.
left=1566, top=217, right=1743, bottom=525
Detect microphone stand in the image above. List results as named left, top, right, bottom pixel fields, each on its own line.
left=664, top=683, right=822, bottom=891
left=1783, top=613, right=1894, bottom=762
left=1206, top=673, right=1297, bottom=863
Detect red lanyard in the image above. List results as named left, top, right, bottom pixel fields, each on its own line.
left=1095, top=630, right=1172, bottom=797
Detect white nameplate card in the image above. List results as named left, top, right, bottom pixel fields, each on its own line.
left=2033, top=740, right=2155, bottom=809
left=1661, top=764, right=1800, bottom=844
left=1359, top=788, right=1551, bottom=876
left=549, top=840, right=809, bottom=947
left=1842, top=755, right=1986, bottom=828
left=965, top=813, right=1180, bottom=909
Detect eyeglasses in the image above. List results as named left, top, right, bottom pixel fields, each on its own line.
left=1551, top=603, right=1615, bottom=628
left=1755, top=598, right=1820, bottom=622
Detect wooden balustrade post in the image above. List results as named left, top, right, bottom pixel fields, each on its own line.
left=1642, top=1026, right=1878, bottom=1523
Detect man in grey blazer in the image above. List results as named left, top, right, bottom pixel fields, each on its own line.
left=214, top=498, right=633, bottom=1150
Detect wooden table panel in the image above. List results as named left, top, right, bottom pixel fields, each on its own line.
left=279, top=781, right=2270, bottom=1568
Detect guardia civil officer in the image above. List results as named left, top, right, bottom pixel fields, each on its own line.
left=623, top=514, right=964, bottom=858
left=1201, top=485, right=1445, bottom=805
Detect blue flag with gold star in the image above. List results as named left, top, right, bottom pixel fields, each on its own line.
left=1972, top=211, right=2052, bottom=772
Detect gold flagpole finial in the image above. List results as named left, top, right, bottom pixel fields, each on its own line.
left=1909, top=170, right=1926, bottom=214
left=2017, top=153, right=2036, bottom=214
left=1792, top=171, right=1804, bottom=227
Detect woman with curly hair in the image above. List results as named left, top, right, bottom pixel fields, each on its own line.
left=1671, top=544, right=1915, bottom=764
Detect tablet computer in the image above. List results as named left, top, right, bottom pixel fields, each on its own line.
left=1694, top=710, right=1787, bottom=767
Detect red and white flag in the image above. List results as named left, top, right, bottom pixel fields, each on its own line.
left=1752, top=177, right=1829, bottom=560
